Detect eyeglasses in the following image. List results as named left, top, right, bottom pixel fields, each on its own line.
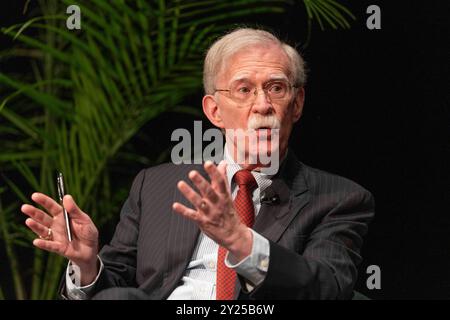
left=214, top=80, right=298, bottom=108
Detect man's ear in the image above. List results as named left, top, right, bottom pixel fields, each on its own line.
left=202, top=94, right=225, bottom=129
left=292, top=87, right=305, bottom=122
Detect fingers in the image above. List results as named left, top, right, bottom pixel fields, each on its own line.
left=21, top=204, right=53, bottom=228
left=63, top=194, right=87, bottom=220
left=28, top=193, right=87, bottom=221
left=177, top=180, right=204, bottom=209
left=184, top=160, right=228, bottom=204
left=188, top=169, right=219, bottom=203
left=177, top=161, right=230, bottom=216
left=204, top=160, right=228, bottom=195
left=172, top=202, right=201, bottom=222
left=217, top=160, right=228, bottom=181
left=32, top=239, right=65, bottom=256
left=25, top=218, right=50, bottom=238
left=31, top=192, right=62, bottom=217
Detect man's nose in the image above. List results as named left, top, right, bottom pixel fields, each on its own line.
left=251, top=89, right=272, bottom=114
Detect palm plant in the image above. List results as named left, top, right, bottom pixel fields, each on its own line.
left=0, top=0, right=355, bottom=299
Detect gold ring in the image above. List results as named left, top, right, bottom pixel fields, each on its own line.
left=199, top=201, right=207, bottom=210
left=40, top=227, right=53, bottom=241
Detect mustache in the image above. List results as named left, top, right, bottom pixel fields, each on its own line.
left=247, top=114, right=281, bottom=130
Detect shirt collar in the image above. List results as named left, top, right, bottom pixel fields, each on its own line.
left=224, top=143, right=281, bottom=194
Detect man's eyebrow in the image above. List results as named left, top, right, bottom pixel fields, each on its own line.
left=268, top=74, right=289, bottom=81
left=229, top=74, right=289, bottom=83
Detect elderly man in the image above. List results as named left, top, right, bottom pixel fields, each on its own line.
left=21, top=28, right=374, bottom=300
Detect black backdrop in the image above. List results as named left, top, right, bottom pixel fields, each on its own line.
left=1, top=1, right=448, bottom=299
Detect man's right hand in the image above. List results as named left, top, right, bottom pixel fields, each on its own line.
left=21, top=192, right=99, bottom=285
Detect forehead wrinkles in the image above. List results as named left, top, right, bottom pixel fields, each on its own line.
left=224, top=62, right=289, bottom=86
left=230, top=72, right=289, bottom=83
left=218, top=46, right=290, bottom=85
left=230, top=58, right=288, bottom=73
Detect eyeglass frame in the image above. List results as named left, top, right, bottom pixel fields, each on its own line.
left=213, top=79, right=299, bottom=107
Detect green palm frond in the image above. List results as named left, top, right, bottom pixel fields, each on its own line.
left=304, top=0, right=355, bottom=30
left=0, top=0, right=294, bottom=300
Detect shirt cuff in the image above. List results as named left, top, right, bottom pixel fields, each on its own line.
left=65, top=256, right=104, bottom=300
left=225, top=229, right=270, bottom=289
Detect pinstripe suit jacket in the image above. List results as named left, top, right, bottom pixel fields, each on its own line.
left=63, top=150, right=374, bottom=300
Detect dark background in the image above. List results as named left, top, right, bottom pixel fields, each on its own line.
left=1, top=1, right=449, bottom=299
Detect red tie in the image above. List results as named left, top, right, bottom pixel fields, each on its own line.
left=216, top=169, right=257, bottom=300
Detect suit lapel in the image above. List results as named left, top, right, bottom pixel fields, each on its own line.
left=254, top=151, right=309, bottom=243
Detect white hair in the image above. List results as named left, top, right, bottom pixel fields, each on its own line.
left=203, top=28, right=307, bottom=94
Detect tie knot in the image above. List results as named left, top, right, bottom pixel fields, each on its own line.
left=234, top=170, right=257, bottom=190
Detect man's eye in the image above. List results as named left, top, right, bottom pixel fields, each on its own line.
left=269, top=83, right=286, bottom=93
left=272, top=85, right=283, bottom=92
left=237, top=87, right=251, bottom=94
